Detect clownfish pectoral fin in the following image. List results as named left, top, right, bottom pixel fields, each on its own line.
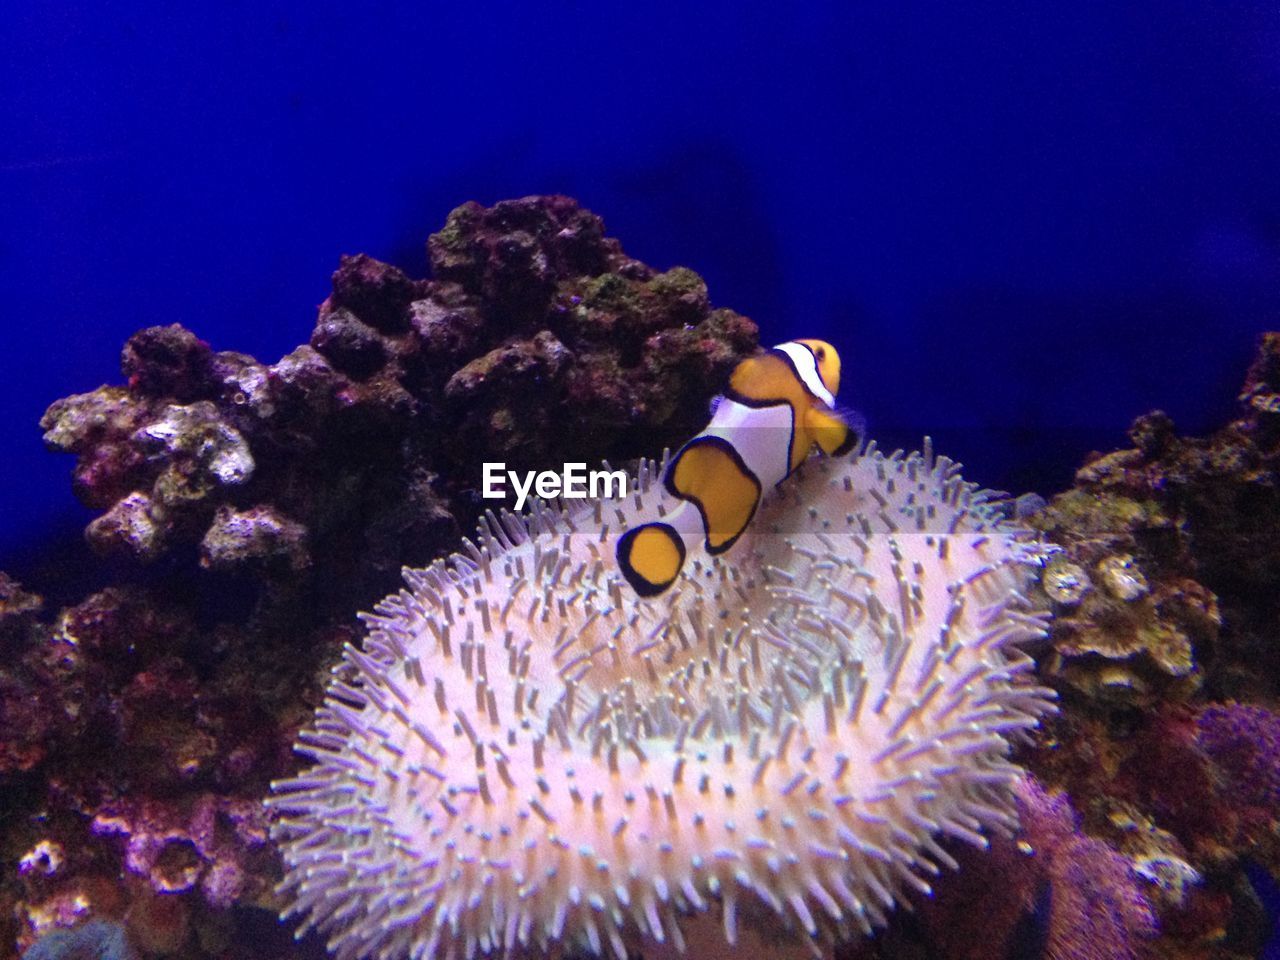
left=616, top=522, right=687, bottom=597
left=806, top=405, right=860, bottom=457
left=666, top=436, right=763, bottom=554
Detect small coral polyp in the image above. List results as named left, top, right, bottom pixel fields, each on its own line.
left=268, top=442, right=1057, bottom=960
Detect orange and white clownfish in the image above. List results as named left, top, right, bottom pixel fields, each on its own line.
left=616, top=339, right=859, bottom=597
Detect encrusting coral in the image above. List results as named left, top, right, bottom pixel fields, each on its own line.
left=268, top=441, right=1058, bottom=960
left=1031, top=488, right=1219, bottom=706
left=895, top=776, right=1155, bottom=960
left=1031, top=333, right=1280, bottom=708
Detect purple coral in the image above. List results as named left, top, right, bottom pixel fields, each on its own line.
left=91, top=794, right=270, bottom=910
left=1019, top=778, right=1156, bottom=960
left=1197, top=703, right=1280, bottom=811
left=915, top=778, right=1155, bottom=960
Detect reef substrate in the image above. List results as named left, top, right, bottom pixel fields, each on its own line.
left=2, top=197, right=1278, bottom=960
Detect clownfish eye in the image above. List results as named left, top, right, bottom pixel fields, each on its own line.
left=815, top=346, right=826, bottom=361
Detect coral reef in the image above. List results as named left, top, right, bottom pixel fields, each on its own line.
left=38, top=196, right=756, bottom=618
left=0, top=580, right=308, bottom=957
left=5, top=194, right=1280, bottom=959
left=897, top=777, right=1155, bottom=960
left=1031, top=480, right=1220, bottom=706
left=1032, top=333, right=1280, bottom=706
left=1018, top=332, right=1280, bottom=959
left=3, top=197, right=757, bottom=959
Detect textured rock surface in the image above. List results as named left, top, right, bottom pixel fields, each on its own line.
left=6, top=197, right=757, bottom=959
left=1031, top=335, right=1280, bottom=707
left=38, top=195, right=758, bottom=620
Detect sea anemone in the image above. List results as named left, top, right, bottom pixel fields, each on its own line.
left=267, top=441, right=1057, bottom=960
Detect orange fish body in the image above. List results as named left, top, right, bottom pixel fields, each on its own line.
left=617, top=339, right=857, bottom=597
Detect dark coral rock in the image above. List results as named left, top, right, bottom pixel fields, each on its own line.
left=119, top=655, right=215, bottom=783
left=39, top=195, right=757, bottom=611
left=1236, top=330, right=1280, bottom=444
left=40, top=388, right=156, bottom=511
left=121, top=324, right=214, bottom=402
left=199, top=505, right=309, bottom=573
left=1020, top=779, right=1156, bottom=960
left=328, top=253, right=420, bottom=334
left=122, top=888, right=190, bottom=956
left=138, top=401, right=255, bottom=500
left=1114, top=708, right=1230, bottom=856
left=408, top=298, right=485, bottom=368
left=1029, top=334, right=1280, bottom=706
left=58, top=586, right=193, bottom=666
left=16, top=196, right=759, bottom=958
left=84, top=492, right=167, bottom=562
left=309, top=307, right=389, bottom=380
left=0, top=665, right=57, bottom=774
left=41, top=392, right=256, bottom=564
left=444, top=330, right=572, bottom=402
left=485, top=228, right=555, bottom=323
left=91, top=795, right=272, bottom=910
left=267, top=344, right=347, bottom=440
left=428, top=197, right=617, bottom=319
left=1013, top=333, right=1280, bottom=960
left=1129, top=409, right=1179, bottom=458
left=1197, top=703, right=1280, bottom=815
left=905, top=777, right=1154, bottom=960
left=0, top=572, right=43, bottom=648
left=205, top=351, right=275, bottom=426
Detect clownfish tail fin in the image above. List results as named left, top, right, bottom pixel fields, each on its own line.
left=807, top=404, right=864, bottom=458
left=616, top=521, right=687, bottom=597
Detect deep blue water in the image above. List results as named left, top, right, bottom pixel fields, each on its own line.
left=4, top=1, right=1279, bottom=571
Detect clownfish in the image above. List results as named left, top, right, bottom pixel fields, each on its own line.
left=616, top=339, right=858, bottom=597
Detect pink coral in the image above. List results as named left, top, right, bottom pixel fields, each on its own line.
left=90, top=795, right=270, bottom=909
left=1196, top=703, right=1280, bottom=811
left=1019, top=779, right=1156, bottom=960
left=914, top=777, right=1155, bottom=960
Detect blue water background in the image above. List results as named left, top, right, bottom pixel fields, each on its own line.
left=4, top=2, right=1279, bottom=570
